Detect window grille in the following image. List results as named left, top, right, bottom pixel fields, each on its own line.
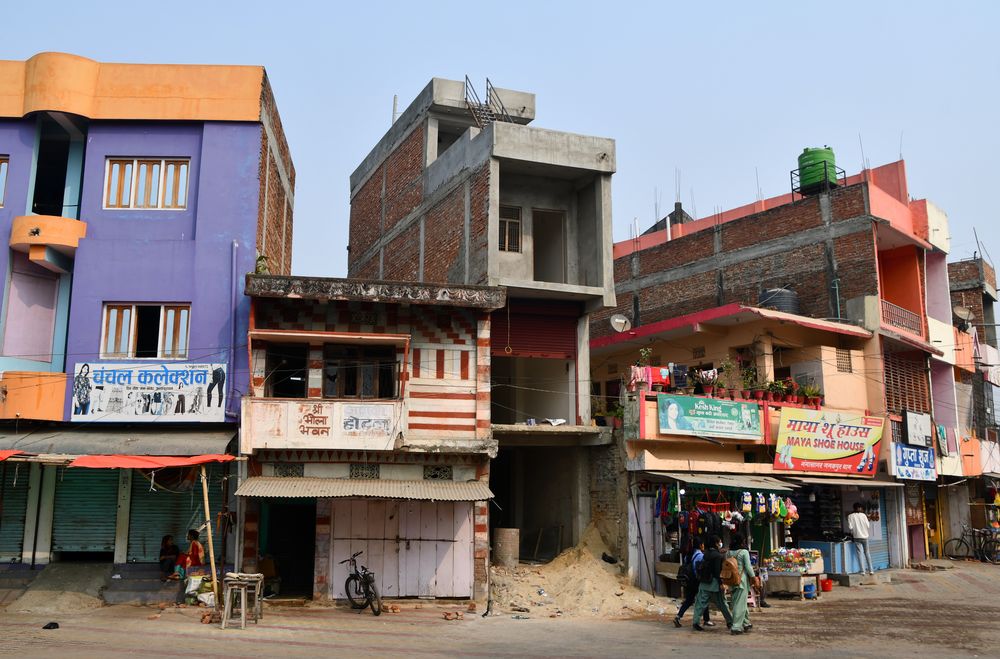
left=349, top=463, right=379, bottom=480
left=423, top=465, right=453, bottom=481
left=273, top=463, right=304, bottom=478
left=836, top=348, right=853, bottom=373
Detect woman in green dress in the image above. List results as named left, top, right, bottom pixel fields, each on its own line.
left=727, top=535, right=756, bottom=635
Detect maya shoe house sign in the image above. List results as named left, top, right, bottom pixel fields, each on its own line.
left=772, top=407, right=886, bottom=476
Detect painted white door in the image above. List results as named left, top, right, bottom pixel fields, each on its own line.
left=328, top=499, right=474, bottom=599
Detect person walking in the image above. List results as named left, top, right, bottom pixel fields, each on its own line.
left=848, top=503, right=874, bottom=575
left=691, top=535, right=734, bottom=631
left=673, top=537, right=714, bottom=628
left=727, top=535, right=757, bottom=635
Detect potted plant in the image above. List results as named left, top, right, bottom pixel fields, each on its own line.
left=695, top=368, right=718, bottom=396
left=609, top=402, right=624, bottom=429
left=784, top=378, right=800, bottom=404
left=801, top=383, right=823, bottom=407
left=719, top=355, right=738, bottom=399
left=631, top=347, right=652, bottom=393
left=766, top=379, right=786, bottom=403
left=684, top=367, right=698, bottom=395
left=740, top=364, right=757, bottom=400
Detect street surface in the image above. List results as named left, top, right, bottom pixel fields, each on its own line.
left=2, top=561, right=999, bottom=658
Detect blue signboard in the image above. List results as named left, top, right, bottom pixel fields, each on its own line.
left=891, top=442, right=937, bottom=481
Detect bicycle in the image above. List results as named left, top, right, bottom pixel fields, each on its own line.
left=943, top=524, right=1000, bottom=564
left=340, top=550, right=382, bottom=615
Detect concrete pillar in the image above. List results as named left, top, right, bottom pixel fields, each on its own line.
left=28, top=465, right=57, bottom=565
left=576, top=315, right=590, bottom=424
left=62, top=137, right=85, bottom=219
left=19, top=463, right=42, bottom=564
left=113, top=469, right=132, bottom=564
left=570, top=448, right=590, bottom=547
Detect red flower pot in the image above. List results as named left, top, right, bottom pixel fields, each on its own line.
left=740, top=390, right=750, bottom=400
left=702, top=385, right=714, bottom=396
left=753, top=390, right=765, bottom=400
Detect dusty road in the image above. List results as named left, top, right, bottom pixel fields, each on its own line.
left=2, top=561, right=998, bottom=658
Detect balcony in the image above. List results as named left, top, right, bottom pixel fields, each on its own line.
left=239, top=397, right=405, bottom=453
left=10, top=215, right=87, bottom=274
left=0, top=371, right=67, bottom=421
left=881, top=299, right=922, bottom=336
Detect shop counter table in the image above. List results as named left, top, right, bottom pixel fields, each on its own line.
left=766, top=571, right=825, bottom=600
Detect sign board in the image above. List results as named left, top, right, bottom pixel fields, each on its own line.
left=936, top=423, right=949, bottom=457
left=656, top=394, right=761, bottom=440
left=904, top=411, right=933, bottom=448
left=890, top=442, right=937, bottom=481
left=71, top=362, right=226, bottom=422
left=242, top=399, right=400, bottom=452
left=772, top=407, right=885, bottom=476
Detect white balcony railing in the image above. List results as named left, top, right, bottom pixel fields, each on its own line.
left=240, top=397, right=405, bottom=453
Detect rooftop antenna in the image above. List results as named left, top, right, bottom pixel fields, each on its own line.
left=858, top=133, right=868, bottom=178
left=391, top=94, right=400, bottom=124
left=675, top=168, right=682, bottom=203
left=898, top=130, right=904, bottom=161
left=690, top=187, right=698, bottom=221
left=654, top=186, right=661, bottom=224
left=755, top=167, right=763, bottom=203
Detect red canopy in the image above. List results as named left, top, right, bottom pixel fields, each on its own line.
left=0, top=450, right=24, bottom=462
left=68, top=454, right=235, bottom=469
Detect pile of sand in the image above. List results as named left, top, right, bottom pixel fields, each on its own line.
left=489, top=525, right=666, bottom=618
left=9, top=563, right=110, bottom=614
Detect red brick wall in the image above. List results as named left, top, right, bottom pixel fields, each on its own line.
left=255, top=74, right=295, bottom=275
left=467, top=165, right=491, bottom=285
left=387, top=228, right=421, bottom=282
left=423, top=182, right=467, bottom=283
left=596, top=185, right=879, bottom=339
left=348, top=124, right=426, bottom=278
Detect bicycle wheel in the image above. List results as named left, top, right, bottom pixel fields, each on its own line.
left=345, top=575, right=366, bottom=609
left=981, top=539, right=1000, bottom=565
left=943, top=537, right=971, bottom=560
left=367, top=580, right=382, bottom=616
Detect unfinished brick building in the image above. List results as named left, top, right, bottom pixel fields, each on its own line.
left=348, top=78, right=617, bottom=559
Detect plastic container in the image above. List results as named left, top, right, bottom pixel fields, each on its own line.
left=803, top=583, right=817, bottom=599
left=820, top=578, right=834, bottom=592
left=797, top=147, right=838, bottom=194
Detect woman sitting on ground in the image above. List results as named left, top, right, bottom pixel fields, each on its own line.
left=159, top=535, right=179, bottom=581
left=171, top=529, right=205, bottom=579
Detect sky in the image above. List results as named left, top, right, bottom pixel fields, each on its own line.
left=6, top=1, right=1000, bottom=275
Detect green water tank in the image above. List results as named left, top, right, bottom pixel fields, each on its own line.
left=797, top=146, right=838, bottom=194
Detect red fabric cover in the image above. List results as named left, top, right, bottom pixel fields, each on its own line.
left=0, top=450, right=24, bottom=462
left=68, top=454, right=235, bottom=469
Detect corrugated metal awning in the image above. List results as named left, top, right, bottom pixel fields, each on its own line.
left=646, top=471, right=796, bottom=492
left=236, top=477, right=493, bottom=501
left=0, top=428, right=235, bottom=458
left=790, top=476, right=903, bottom=488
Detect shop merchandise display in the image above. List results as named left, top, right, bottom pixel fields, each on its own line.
left=764, top=547, right=823, bottom=574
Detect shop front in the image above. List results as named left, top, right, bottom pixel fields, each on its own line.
left=770, top=406, right=903, bottom=574
left=890, top=441, right=938, bottom=562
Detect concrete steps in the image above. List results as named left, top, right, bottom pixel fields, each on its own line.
left=104, top=563, right=183, bottom=606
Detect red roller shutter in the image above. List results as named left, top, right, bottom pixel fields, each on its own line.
left=491, top=302, right=580, bottom=359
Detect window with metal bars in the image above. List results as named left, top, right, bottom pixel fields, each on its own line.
left=349, top=463, right=379, bottom=480
left=423, top=465, right=453, bottom=480
left=883, top=351, right=930, bottom=414
left=836, top=348, right=853, bottom=373
left=104, top=158, right=189, bottom=210
left=273, top=463, right=304, bottom=478
left=499, top=206, right=521, bottom=252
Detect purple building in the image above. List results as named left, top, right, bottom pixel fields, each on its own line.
left=0, top=53, right=294, bottom=584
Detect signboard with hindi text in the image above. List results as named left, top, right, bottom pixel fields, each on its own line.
left=891, top=442, right=937, bottom=481
left=71, top=363, right=227, bottom=422
left=240, top=398, right=402, bottom=452
left=772, top=407, right=885, bottom=476
left=656, top=394, right=762, bottom=440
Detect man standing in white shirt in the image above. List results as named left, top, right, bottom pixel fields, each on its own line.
left=847, top=503, right=874, bottom=575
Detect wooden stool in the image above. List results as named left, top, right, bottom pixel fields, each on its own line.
left=221, top=573, right=264, bottom=630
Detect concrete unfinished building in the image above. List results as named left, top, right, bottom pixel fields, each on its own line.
left=348, top=78, right=617, bottom=559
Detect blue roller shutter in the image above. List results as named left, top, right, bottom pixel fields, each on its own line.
left=127, top=465, right=226, bottom=562
left=0, top=463, right=30, bottom=558
left=868, top=489, right=891, bottom=570
left=52, top=468, right=119, bottom=553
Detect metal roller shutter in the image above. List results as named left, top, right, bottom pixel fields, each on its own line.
left=127, top=465, right=226, bottom=562
left=869, top=489, right=891, bottom=570
left=0, top=463, right=30, bottom=558
left=490, top=305, right=579, bottom=359
left=52, top=468, right=119, bottom=553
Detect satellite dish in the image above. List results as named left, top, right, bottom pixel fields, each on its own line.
left=954, top=306, right=975, bottom=322
left=610, top=313, right=632, bottom=333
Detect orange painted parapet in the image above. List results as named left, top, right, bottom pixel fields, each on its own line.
left=10, top=215, right=87, bottom=255
left=961, top=435, right=983, bottom=477
left=0, top=52, right=264, bottom=121
left=0, top=371, right=67, bottom=421
left=954, top=328, right=976, bottom=373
